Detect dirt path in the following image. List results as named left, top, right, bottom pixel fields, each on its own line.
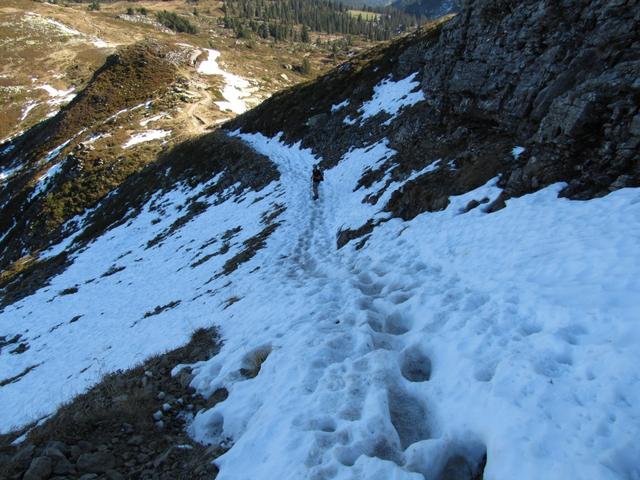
left=185, top=87, right=214, bottom=135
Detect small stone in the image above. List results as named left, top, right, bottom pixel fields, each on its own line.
left=157, top=391, right=166, bottom=400
left=153, top=410, right=163, bottom=420
left=70, top=445, right=83, bottom=461
left=23, top=456, right=53, bottom=480
left=46, top=441, right=69, bottom=455
left=144, top=370, right=153, bottom=378
left=77, top=441, right=93, bottom=453
left=127, top=435, right=144, bottom=446
left=155, top=420, right=165, bottom=429
left=609, top=174, right=634, bottom=191
left=162, top=403, right=171, bottom=412
left=11, top=444, right=35, bottom=468
left=153, top=446, right=174, bottom=468
left=121, top=423, right=134, bottom=434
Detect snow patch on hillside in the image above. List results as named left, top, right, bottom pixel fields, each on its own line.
left=122, top=129, right=170, bottom=148
left=359, top=73, right=425, bottom=124
left=23, top=13, right=111, bottom=49
left=32, top=161, right=65, bottom=198
left=0, top=170, right=280, bottom=431
left=197, top=49, right=253, bottom=114
left=20, top=101, right=39, bottom=121
left=331, top=99, right=350, bottom=112
left=140, top=113, right=168, bottom=127
left=39, top=84, right=75, bottom=106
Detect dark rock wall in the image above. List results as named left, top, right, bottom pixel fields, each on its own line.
left=417, top=0, right=640, bottom=199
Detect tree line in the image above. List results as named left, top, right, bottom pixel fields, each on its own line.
left=223, top=0, right=422, bottom=42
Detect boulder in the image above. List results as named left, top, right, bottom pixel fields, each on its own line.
left=23, top=456, right=53, bottom=480
left=76, top=452, right=115, bottom=474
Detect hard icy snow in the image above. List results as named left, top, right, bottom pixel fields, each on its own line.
left=0, top=127, right=639, bottom=480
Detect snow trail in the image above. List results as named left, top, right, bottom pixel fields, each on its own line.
left=190, top=132, right=640, bottom=480
left=200, top=134, right=482, bottom=479
left=2, top=125, right=638, bottom=479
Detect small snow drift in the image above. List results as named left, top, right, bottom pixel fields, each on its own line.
left=122, top=129, right=171, bottom=149
left=358, top=73, right=425, bottom=124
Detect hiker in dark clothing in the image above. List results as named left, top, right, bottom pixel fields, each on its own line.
left=312, top=165, right=324, bottom=200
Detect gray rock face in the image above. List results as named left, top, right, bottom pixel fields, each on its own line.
left=415, top=0, right=639, bottom=199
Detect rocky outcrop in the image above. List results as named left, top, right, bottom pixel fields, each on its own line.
left=414, top=0, right=639, bottom=201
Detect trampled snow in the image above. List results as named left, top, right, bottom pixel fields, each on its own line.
left=197, top=49, right=253, bottom=114
left=1, top=128, right=639, bottom=480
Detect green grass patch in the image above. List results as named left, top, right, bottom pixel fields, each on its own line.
left=347, top=9, right=381, bottom=21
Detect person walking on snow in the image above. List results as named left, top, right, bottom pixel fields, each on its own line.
left=312, top=164, right=324, bottom=200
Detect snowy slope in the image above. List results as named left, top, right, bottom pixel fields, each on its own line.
left=186, top=133, right=640, bottom=480
left=1, top=119, right=639, bottom=479
left=1, top=35, right=639, bottom=479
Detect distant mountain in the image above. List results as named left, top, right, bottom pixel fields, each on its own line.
left=391, top=0, right=459, bottom=17
left=333, top=0, right=458, bottom=19
left=337, top=0, right=394, bottom=7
